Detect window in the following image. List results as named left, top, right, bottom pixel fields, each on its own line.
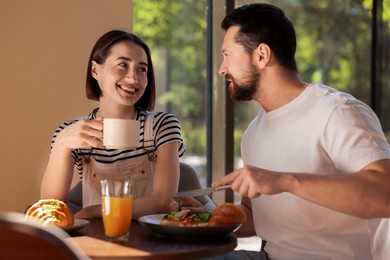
left=133, top=0, right=209, bottom=186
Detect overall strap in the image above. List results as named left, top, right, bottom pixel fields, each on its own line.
left=143, top=111, right=157, bottom=161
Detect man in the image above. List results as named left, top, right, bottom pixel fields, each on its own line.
left=211, top=3, right=390, bottom=260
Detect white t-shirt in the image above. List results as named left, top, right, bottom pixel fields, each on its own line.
left=241, top=83, right=390, bottom=259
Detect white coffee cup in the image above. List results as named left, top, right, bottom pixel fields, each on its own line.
left=103, top=118, right=140, bottom=149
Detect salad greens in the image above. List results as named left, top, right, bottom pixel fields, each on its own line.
left=164, top=210, right=211, bottom=223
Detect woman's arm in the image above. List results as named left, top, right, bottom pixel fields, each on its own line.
left=131, top=142, right=180, bottom=219
left=40, top=143, right=76, bottom=202
left=40, top=118, right=104, bottom=202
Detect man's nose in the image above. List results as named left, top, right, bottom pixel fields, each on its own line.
left=218, top=61, right=227, bottom=76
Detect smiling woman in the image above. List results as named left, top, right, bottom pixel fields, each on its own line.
left=40, top=30, right=186, bottom=220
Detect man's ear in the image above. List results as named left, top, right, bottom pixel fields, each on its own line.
left=91, top=60, right=99, bottom=79
left=256, top=43, right=271, bottom=67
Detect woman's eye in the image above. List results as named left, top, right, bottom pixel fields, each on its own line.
left=118, top=62, right=128, bottom=68
left=138, top=67, right=147, bottom=73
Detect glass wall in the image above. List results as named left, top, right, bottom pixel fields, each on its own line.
left=378, top=0, right=390, bottom=140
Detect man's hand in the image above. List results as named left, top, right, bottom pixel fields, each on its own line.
left=212, top=165, right=292, bottom=199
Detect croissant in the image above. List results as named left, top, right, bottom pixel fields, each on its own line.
left=208, top=203, right=247, bottom=226
left=25, top=199, right=74, bottom=227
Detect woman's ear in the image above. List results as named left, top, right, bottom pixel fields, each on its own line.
left=91, top=60, right=99, bottom=79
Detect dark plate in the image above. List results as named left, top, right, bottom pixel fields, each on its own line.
left=138, top=214, right=240, bottom=239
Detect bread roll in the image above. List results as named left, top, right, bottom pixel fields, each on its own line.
left=25, top=199, right=74, bottom=227
left=208, top=203, right=247, bottom=226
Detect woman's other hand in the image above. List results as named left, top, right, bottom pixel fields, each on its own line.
left=177, top=196, right=205, bottom=211
left=74, top=205, right=102, bottom=218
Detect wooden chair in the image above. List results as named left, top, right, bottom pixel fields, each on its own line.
left=0, top=212, right=89, bottom=260
left=68, top=162, right=216, bottom=214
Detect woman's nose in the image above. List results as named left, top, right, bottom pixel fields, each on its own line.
left=125, top=70, right=138, bottom=83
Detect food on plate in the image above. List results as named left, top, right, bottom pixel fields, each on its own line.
left=208, top=203, right=247, bottom=226
left=25, top=199, right=75, bottom=227
left=160, top=203, right=246, bottom=227
left=161, top=210, right=211, bottom=227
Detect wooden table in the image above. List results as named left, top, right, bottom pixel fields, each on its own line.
left=67, top=218, right=237, bottom=259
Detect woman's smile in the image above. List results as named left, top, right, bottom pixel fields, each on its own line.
left=118, top=84, right=138, bottom=95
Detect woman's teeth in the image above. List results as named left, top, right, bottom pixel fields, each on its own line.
left=120, top=86, right=136, bottom=92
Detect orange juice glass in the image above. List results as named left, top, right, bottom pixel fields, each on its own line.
left=101, top=179, right=133, bottom=242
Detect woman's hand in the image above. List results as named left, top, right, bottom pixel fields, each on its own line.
left=174, top=196, right=205, bottom=211
left=74, top=205, right=102, bottom=218
left=41, top=118, right=104, bottom=201
left=55, top=118, right=105, bottom=150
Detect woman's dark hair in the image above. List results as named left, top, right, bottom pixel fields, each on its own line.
left=221, top=3, right=298, bottom=72
left=86, top=30, right=156, bottom=110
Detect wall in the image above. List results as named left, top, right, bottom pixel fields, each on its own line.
left=0, top=0, right=132, bottom=212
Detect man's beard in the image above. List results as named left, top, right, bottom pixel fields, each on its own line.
left=227, top=63, right=260, bottom=102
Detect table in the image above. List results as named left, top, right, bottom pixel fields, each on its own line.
left=68, top=218, right=237, bottom=259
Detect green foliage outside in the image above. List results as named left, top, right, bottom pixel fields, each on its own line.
left=133, top=0, right=209, bottom=156
left=134, top=0, right=390, bottom=158
left=133, top=0, right=207, bottom=125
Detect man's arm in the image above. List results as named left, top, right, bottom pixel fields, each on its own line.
left=213, top=159, right=390, bottom=219
left=291, top=158, right=390, bottom=218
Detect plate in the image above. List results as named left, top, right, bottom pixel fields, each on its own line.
left=20, top=218, right=89, bottom=232
left=138, top=214, right=240, bottom=239
left=61, top=219, right=89, bottom=232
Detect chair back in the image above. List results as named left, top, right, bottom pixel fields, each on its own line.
left=0, top=212, right=89, bottom=260
left=178, top=162, right=216, bottom=209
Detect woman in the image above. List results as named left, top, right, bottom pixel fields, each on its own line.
left=41, top=30, right=185, bottom=219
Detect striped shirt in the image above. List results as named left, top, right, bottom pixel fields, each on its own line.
left=51, top=107, right=186, bottom=180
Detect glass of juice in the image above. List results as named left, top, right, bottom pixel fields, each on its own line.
left=100, top=179, right=133, bottom=242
